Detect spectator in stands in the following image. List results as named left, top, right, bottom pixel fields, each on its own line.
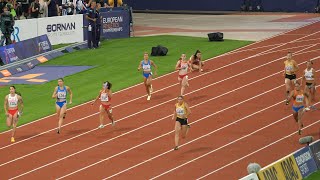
left=39, top=0, right=48, bottom=18
left=0, top=0, right=7, bottom=14
left=107, top=0, right=122, bottom=8
left=47, top=0, right=59, bottom=17
left=5, top=1, right=17, bottom=19
left=75, top=0, right=86, bottom=14
left=30, top=0, right=40, bottom=18
left=15, top=2, right=23, bottom=19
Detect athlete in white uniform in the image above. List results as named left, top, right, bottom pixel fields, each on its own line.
left=302, top=60, right=316, bottom=110
left=175, top=53, right=192, bottom=96
left=4, top=86, right=23, bottom=143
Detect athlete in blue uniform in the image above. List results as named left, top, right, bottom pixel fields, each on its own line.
left=52, top=78, right=73, bottom=134
left=138, top=52, right=157, bottom=101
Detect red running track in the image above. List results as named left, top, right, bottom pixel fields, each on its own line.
left=1, top=21, right=320, bottom=180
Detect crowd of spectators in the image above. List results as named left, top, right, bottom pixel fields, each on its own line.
left=0, top=0, right=123, bottom=20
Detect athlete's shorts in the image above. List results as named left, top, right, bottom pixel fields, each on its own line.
left=285, top=74, right=296, bottom=80
left=143, top=72, right=152, bottom=79
left=306, top=82, right=315, bottom=89
left=56, top=101, right=66, bottom=108
left=176, top=117, right=188, bottom=126
left=8, top=109, right=18, bottom=116
left=178, top=74, right=187, bottom=80
left=293, top=105, right=304, bottom=113
left=101, top=104, right=112, bottom=113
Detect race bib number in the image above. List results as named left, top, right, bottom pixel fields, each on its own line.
left=101, top=93, right=109, bottom=101
left=57, top=92, right=66, bottom=99
left=285, top=66, right=293, bottom=71
left=143, top=64, right=151, bottom=71
left=176, top=108, right=184, bottom=116
left=9, top=102, right=17, bottom=106
left=296, top=95, right=304, bottom=102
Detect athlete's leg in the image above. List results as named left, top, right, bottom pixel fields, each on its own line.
left=57, top=103, right=67, bottom=133
left=174, top=121, right=182, bottom=150
left=285, top=78, right=291, bottom=104
left=11, top=112, right=19, bottom=141
left=98, top=105, right=105, bottom=128
left=181, top=124, right=190, bottom=139
left=181, top=75, right=188, bottom=96
left=106, top=108, right=115, bottom=126
left=297, top=108, right=305, bottom=135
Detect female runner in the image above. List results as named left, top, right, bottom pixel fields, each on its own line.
left=172, top=96, right=191, bottom=150
left=286, top=81, right=309, bottom=135
left=284, top=52, right=299, bottom=105
left=138, top=52, right=157, bottom=101
left=91, top=81, right=115, bottom=128
left=175, top=53, right=192, bottom=96
left=4, top=86, right=23, bottom=142
left=302, top=60, right=316, bottom=110
left=190, top=50, right=204, bottom=72
left=52, top=78, right=73, bottom=134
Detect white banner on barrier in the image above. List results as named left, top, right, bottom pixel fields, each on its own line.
left=9, top=15, right=84, bottom=45
left=11, top=19, right=38, bottom=43
left=37, top=15, right=84, bottom=45
left=239, top=173, right=259, bottom=180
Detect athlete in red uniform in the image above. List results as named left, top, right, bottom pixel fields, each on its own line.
left=92, top=81, right=115, bottom=128
left=4, top=86, right=23, bottom=142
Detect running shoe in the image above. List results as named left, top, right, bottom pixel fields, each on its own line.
left=98, top=124, right=105, bottom=129
left=174, top=146, right=179, bottom=150
left=147, top=95, right=151, bottom=101
left=285, top=100, right=289, bottom=105
left=11, top=137, right=15, bottom=143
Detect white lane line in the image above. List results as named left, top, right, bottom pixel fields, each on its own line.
left=1, top=20, right=317, bottom=135
left=196, top=120, right=320, bottom=180
left=56, top=79, right=320, bottom=180
left=150, top=111, right=320, bottom=180
left=2, top=51, right=320, bottom=168
left=2, top=41, right=317, bottom=151
left=2, top=49, right=319, bottom=178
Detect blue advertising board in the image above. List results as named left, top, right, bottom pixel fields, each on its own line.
left=309, top=140, right=320, bottom=169
left=0, top=35, right=52, bottom=65
left=83, top=9, right=130, bottom=41
left=293, top=146, right=319, bottom=178
left=100, top=11, right=130, bottom=39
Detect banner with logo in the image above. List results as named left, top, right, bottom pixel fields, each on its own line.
left=0, top=43, right=23, bottom=64
left=258, top=155, right=302, bottom=180
left=10, top=18, right=38, bottom=44
left=293, top=146, right=318, bottom=178
left=37, top=14, right=84, bottom=45
left=309, top=140, right=320, bottom=169
left=0, top=34, right=52, bottom=65
left=100, top=11, right=130, bottom=39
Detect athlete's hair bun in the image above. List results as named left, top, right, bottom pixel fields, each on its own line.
left=103, top=81, right=112, bottom=89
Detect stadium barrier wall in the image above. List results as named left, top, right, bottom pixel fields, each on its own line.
left=9, top=9, right=131, bottom=46
left=11, top=14, right=84, bottom=45
left=239, top=139, right=320, bottom=180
